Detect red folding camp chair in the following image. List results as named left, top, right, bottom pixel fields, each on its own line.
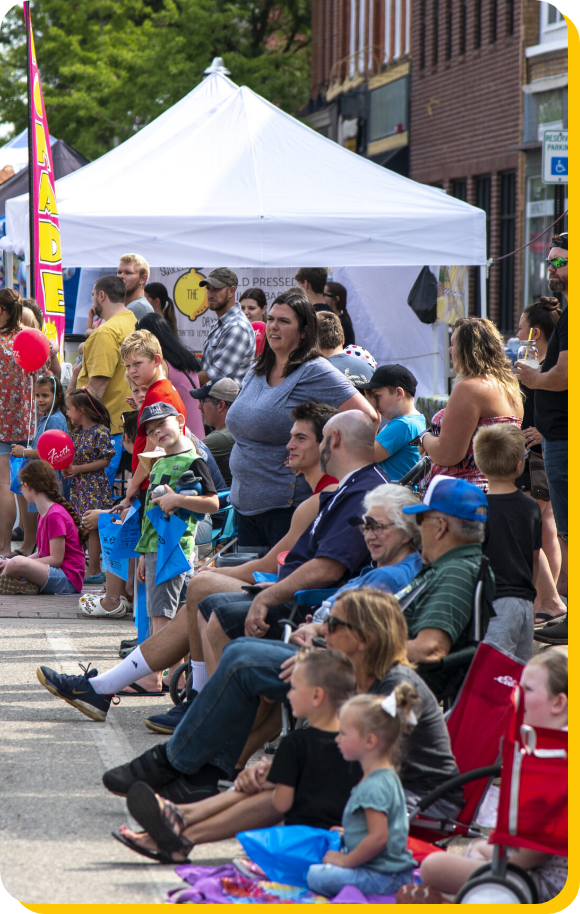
left=456, top=683, right=567, bottom=903
left=409, top=642, right=525, bottom=841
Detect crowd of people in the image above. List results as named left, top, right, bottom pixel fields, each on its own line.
left=0, top=243, right=568, bottom=902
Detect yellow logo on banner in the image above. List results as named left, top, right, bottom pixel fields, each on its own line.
left=38, top=220, right=61, bottom=263
left=41, top=271, right=65, bottom=315
left=174, top=270, right=209, bottom=322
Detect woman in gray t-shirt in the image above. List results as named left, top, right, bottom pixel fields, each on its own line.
left=226, top=288, right=375, bottom=549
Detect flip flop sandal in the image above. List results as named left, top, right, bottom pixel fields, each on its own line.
left=534, top=611, right=567, bottom=627
left=0, top=576, right=40, bottom=595
left=84, top=572, right=107, bottom=585
left=111, top=829, right=182, bottom=864
left=79, top=593, right=128, bottom=617
left=116, top=683, right=170, bottom=697
left=127, top=782, right=193, bottom=857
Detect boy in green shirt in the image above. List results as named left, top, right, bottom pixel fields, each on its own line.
left=136, top=403, right=219, bottom=638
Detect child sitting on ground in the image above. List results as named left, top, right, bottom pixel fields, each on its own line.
left=306, top=683, right=418, bottom=898
left=399, top=650, right=568, bottom=904
left=0, top=460, right=86, bottom=595
left=359, top=366, right=426, bottom=481
left=113, top=648, right=362, bottom=863
left=473, top=424, right=542, bottom=661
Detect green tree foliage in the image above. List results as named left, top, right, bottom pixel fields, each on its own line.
left=0, top=0, right=311, bottom=160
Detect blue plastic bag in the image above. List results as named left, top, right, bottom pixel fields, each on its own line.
left=9, top=455, right=25, bottom=495
left=236, top=825, right=342, bottom=889
left=146, top=506, right=191, bottom=584
left=114, top=500, right=141, bottom=558
left=98, top=513, right=130, bottom=582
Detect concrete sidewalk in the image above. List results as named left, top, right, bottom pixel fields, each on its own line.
left=0, top=616, right=241, bottom=905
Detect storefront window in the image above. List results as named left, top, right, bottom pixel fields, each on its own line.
left=524, top=175, right=567, bottom=305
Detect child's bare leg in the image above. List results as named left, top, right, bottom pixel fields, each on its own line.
left=17, top=496, right=37, bottom=555
left=236, top=699, right=282, bottom=770
left=420, top=841, right=492, bottom=895
left=87, top=528, right=102, bottom=576
left=180, top=787, right=249, bottom=826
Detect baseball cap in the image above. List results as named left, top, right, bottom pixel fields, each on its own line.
left=358, top=364, right=418, bottom=396
left=138, top=402, right=181, bottom=431
left=190, top=378, right=240, bottom=403
left=199, top=268, right=239, bottom=289
left=402, top=475, right=488, bottom=522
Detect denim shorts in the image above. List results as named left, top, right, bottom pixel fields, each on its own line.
left=39, top=565, right=79, bottom=595
left=0, top=440, right=26, bottom=457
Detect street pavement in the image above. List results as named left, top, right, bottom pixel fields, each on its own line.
left=0, top=615, right=242, bottom=905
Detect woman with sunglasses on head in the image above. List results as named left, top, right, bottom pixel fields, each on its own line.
left=108, top=590, right=461, bottom=863
left=226, top=287, right=376, bottom=549
left=63, top=387, right=116, bottom=584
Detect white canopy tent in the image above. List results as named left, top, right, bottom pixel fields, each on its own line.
left=2, top=72, right=488, bottom=395
left=4, top=73, right=486, bottom=268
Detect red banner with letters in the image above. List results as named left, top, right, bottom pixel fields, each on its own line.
left=24, top=0, right=65, bottom=355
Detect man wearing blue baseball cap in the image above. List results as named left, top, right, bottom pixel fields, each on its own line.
left=397, top=475, right=494, bottom=696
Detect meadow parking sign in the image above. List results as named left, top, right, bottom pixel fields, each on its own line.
left=542, top=130, right=568, bottom=184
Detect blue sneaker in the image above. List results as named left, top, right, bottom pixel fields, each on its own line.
left=37, top=663, right=113, bottom=722
left=145, top=692, right=197, bottom=735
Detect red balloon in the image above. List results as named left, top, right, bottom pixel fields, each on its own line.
left=252, top=321, right=266, bottom=355
left=37, top=430, right=75, bottom=470
left=13, top=328, right=50, bottom=372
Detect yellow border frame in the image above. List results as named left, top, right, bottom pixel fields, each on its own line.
left=1, top=7, right=577, bottom=914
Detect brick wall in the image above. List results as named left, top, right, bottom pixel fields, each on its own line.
left=410, top=0, right=525, bottom=329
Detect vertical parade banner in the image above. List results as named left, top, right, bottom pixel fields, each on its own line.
left=24, top=1, right=65, bottom=355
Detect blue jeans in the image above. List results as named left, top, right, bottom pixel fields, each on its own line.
left=166, top=638, right=297, bottom=777
left=543, top=438, right=567, bottom=539
left=307, top=862, right=414, bottom=898
left=106, top=434, right=124, bottom=492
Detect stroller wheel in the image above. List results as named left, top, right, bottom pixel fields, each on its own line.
left=468, top=863, right=538, bottom=904
left=455, top=874, right=527, bottom=904
left=169, top=662, right=192, bottom=706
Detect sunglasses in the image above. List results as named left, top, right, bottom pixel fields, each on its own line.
left=325, top=615, right=359, bottom=634
left=349, top=514, right=396, bottom=533
left=546, top=257, right=567, bottom=269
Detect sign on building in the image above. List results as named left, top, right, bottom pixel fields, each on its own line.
left=542, top=130, right=568, bottom=184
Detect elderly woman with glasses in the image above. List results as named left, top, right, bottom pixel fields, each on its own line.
left=111, top=589, right=461, bottom=864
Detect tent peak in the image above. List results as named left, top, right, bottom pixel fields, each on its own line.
left=204, top=57, right=231, bottom=76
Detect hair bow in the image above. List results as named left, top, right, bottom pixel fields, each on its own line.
left=381, top=690, right=418, bottom=727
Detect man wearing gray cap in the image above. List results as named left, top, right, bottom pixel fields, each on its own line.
left=197, top=269, right=256, bottom=387
left=191, top=378, right=239, bottom=485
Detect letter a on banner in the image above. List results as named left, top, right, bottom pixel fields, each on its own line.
left=24, top=0, right=65, bottom=356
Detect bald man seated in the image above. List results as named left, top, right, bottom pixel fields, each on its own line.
left=195, top=411, right=391, bottom=665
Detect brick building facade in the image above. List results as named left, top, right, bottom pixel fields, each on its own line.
left=410, top=0, right=567, bottom=331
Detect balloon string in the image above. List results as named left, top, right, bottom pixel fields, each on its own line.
left=27, top=375, right=34, bottom=448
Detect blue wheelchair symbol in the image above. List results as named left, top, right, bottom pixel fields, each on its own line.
left=551, top=157, right=568, bottom=176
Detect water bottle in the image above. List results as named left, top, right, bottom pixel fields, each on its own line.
left=175, top=471, right=205, bottom=521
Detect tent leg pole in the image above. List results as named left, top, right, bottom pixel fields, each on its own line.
left=479, top=265, right=487, bottom=319
left=5, top=252, right=14, bottom=290
left=433, top=322, right=438, bottom=395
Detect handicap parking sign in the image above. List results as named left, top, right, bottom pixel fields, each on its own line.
left=551, top=157, right=568, bottom=177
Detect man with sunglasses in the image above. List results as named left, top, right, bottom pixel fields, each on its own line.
left=515, top=233, right=568, bottom=645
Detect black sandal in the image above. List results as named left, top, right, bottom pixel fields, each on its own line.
left=111, top=829, right=187, bottom=864
left=126, top=781, right=194, bottom=857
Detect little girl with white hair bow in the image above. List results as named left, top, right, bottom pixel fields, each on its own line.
left=307, top=683, right=420, bottom=898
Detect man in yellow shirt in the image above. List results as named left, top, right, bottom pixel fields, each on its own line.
left=75, top=274, right=136, bottom=488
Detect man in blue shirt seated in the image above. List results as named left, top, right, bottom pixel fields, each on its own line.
left=195, top=411, right=390, bottom=660
left=360, top=365, right=426, bottom=481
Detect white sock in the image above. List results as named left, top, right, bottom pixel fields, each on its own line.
left=190, top=660, right=209, bottom=694
left=91, top=647, right=154, bottom=695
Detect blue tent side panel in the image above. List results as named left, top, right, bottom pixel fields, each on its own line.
left=64, top=269, right=81, bottom=334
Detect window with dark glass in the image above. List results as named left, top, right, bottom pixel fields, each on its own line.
left=420, top=0, right=427, bottom=68
left=474, top=0, right=482, bottom=48
left=433, top=0, right=440, bottom=64
left=368, top=77, right=409, bottom=142
left=446, top=0, right=453, bottom=58
left=505, top=0, right=514, bottom=35
left=499, top=171, right=516, bottom=332
left=490, top=0, right=497, bottom=42
left=452, top=179, right=467, bottom=201
left=474, top=175, right=491, bottom=316
left=460, top=0, right=467, bottom=53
